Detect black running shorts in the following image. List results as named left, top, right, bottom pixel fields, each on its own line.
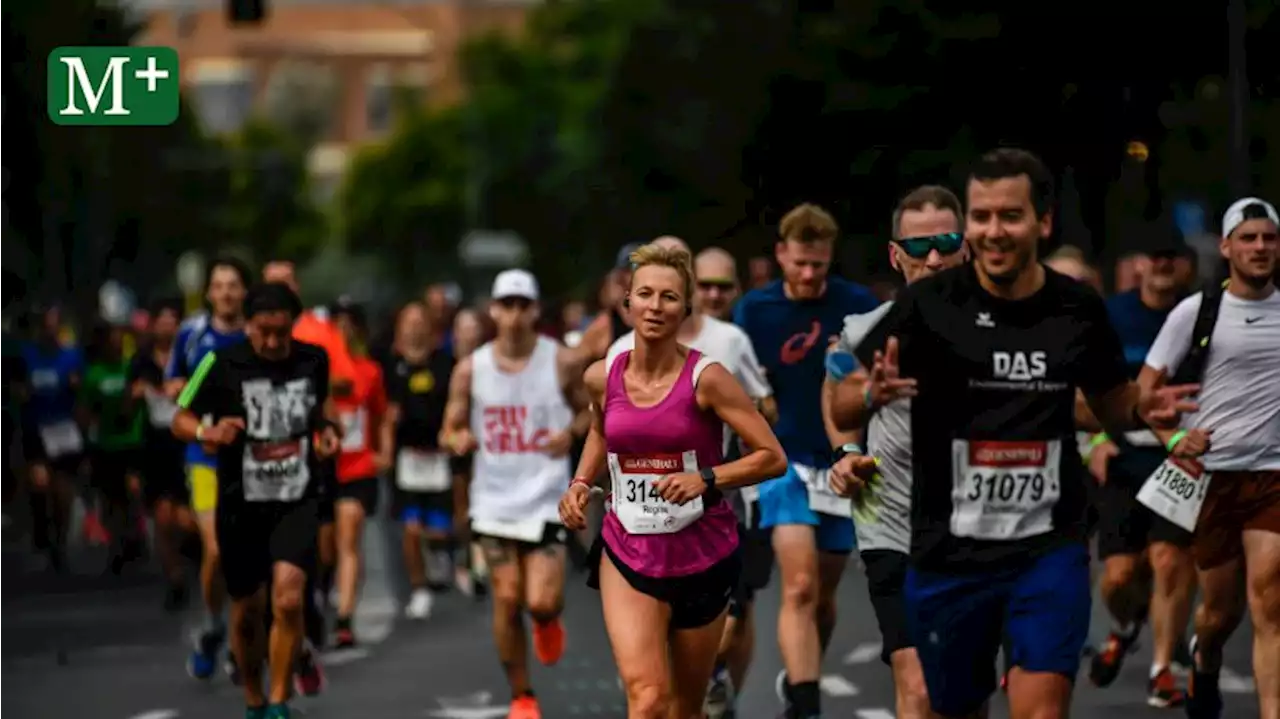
left=861, top=548, right=912, bottom=664
left=589, top=536, right=741, bottom=630
left=218, top=498, right=319, bottom=600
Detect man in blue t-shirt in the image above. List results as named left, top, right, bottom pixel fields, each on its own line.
left=165, top=257, right=250, bottom=681
left=20, top=304, right=84, bottom=570
left=1085, top=238, right=1198, bottom=706
left=735, top=203, right=879, bottom=719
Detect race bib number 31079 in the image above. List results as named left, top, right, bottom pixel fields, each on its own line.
left=1137, top=458, right=1212, bottom=532
left=950, top=439, right=1061, bottom=541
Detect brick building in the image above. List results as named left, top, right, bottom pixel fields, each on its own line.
left=136, top=0, right=534, bottom=187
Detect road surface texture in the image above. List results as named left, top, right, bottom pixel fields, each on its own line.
left=3, top=513, right=1258, bottom=719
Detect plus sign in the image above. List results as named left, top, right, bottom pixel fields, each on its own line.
left=134, top=56, right=170, bottom=93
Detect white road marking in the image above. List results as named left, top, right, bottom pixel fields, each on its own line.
left=321, top=647, right=370, bottom=665
left=855, top=709, right=897, bottom=719
left=843, top=641, right=883, bottom=665
left=819, top=674, right=859, bottom=697
left=126, top=711, right=180, bottom=719
left=429, top=691, right=509, bottom=719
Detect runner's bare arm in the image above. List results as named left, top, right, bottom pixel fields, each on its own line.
left=828, top=369, right=870, bottom=431
left=696, top=363, right=787, bottom=489
left=572, top=312, right=613, bottom=366
left=557, top=346, right=592, bottom=438
left=822, top=377, right=863, bottom=448
left=571, top=360, right=608, bottom=485
left=1074, top=389, right=1103, bottom=432
left=441, top=355, right=473, bottom=441
left=381, top=402, right=400, bottom=459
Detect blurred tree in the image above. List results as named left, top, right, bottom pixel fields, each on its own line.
left=222, top=119, right=326, bottom=264
left=338, top=107, right=469, bottom=285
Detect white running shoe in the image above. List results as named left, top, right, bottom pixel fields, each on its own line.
left=404, top=588, right=434, bottom=620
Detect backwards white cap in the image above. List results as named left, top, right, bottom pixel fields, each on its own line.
left=1222, top=197, right=1279, bottom=238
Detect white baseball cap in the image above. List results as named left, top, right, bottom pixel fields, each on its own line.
left=1222, top=197, right=1279, bottom=238
left=491, top=269, right=539, bottom=301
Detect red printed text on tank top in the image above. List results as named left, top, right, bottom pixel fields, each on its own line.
left=482, top=405, right=550, bottom=454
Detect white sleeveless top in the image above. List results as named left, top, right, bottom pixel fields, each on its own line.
left=468, top=336, right=573, bottom=524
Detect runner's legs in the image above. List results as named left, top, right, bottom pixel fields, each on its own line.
left=483, top=536, right=534, bottom=698
left=1244, top=528, right=1280, bottom=718
left=334, top=478, right=378, bottom=642
left=521, top=537, right=567, bottom=666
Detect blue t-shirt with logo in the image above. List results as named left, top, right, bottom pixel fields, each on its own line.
left=21, top=342, right=83, bottom=427
left=1105, top=290, right=1173, bottom=379
left=734, top=277, right=879, bottom=467
left=167, top=314, right=246, bottom=466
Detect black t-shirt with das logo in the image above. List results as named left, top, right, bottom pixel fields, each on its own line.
left=855, top=264, right=1129, bottom=572
left=182, top=341, right=330, bottom=507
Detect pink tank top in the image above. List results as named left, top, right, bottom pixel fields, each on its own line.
left=600, top=349, right=739, bottom=578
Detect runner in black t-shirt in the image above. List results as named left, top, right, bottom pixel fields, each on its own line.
left=383, top=301, right=459, bottom=618
left=849, top=149, right=1199, bottom=718
left=172, top=283, right=341, bottom=719
left=128, top=299, right=193, bottom=610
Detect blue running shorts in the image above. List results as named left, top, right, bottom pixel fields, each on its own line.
left=756, top=463, right=855, bottom=554
left=904, top=542, right=1091, bottom=716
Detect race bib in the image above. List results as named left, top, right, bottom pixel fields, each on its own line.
left=39, top=420, right=83, bottom=458
left=797, top=464, right=851, bottom=518
left=1137, top=458, right=1212, bottom=532
left=243, top=438, right=310, bottom=502
left=951, top=439, right=1061, bottom=541
left=395, top=449, right=451, bottom=492
left=340, top=408, right=366, bottom=452
left=144, top=388, right=179, bottom=429
left=608, top=450, right=703, bottom=535
left=472, top=516, right=546, bottom=543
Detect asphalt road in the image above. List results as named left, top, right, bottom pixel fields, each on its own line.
left=2, top=515, right=1260, bottom=719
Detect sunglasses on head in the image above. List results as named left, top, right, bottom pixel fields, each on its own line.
left=892, top=232, right=964, bottom=259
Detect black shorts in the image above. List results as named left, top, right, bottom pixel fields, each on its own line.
left=729, top=509, right=775, bottom=618
left=140, top=436, right=188, bottom=506
left=589, top=536, right=741, bottom=630
left=862, top=548, right=912, bottom=664
left=1095, top=447, right=1193, bottom=559
left=90, top=448, right=141, bottom=502
left=316, top=458, right=337, bottom=524
left=217, top=498, right=320, bottom=600
left=334, top=477, right=379, bottom=516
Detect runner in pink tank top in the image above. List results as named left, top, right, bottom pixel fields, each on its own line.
left=559, top=242, right=786, bottom=718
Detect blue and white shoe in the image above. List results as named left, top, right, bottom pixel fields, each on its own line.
left=186, top=627, right=225, bottom=680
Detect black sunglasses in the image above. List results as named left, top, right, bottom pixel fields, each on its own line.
left=496, top=296, right=533, bottom=310
left=892, top=232, right=964, bottom=259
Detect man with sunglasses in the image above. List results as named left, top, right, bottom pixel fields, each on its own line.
left=440, top=269, right=592, bottom=719
left=694, top=248, right=742, bottom=321
left=824, top=185, right=968, bottom=719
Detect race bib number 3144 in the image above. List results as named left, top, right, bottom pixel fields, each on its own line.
left=608, top=450, right=703, bottom=535
left=950, top=439, right=1061, bottom=541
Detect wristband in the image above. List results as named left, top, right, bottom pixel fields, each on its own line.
left=1087, top=432, right=1109, bottom=449
left=1165, top=430, right=1188, bottom=453
left=195, top=424, right=205, bottom=441
left=570, top=477, right=593, bottom=490
left=834, top=443, right=863, bottom=462
left=862, top=383, right=875, bottom=411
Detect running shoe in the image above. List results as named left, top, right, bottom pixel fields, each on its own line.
left=532, top=617, right=565, bottom=666
left=225, top=650, right=242, bottom=686
left=1088, top=628, right=1140, bottom=687
left=1147, top=666, right=1186, bottom=708
left=333, top=617, right=356, bottom=649
left=405, top=588, right=434, bottom=620
left=293, top=642, right=326, bottom=697
left=265, top=704, right=291, bottom=719
left=1185, top=637, right=1223, bottom=719
left=245, top=706, right=267, bottom=719
left=704, top=666, right=736, bottom=719
left=186, top=627, right=225, bottom=680
left=507, top=695, right=541, bottom=719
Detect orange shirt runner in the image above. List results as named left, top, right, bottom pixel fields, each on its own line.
left=335, top=355, right=386, bottom=482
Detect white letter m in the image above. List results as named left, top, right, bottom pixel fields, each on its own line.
left=60, top=56, right=130, bottom=116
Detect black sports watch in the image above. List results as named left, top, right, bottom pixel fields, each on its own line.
left=700, top=466, right=717, bottom=491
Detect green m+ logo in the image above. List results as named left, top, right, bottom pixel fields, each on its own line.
left=48, top=47, right=180, bottom=126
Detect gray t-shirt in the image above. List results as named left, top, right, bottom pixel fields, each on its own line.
left=830, top=302, right=912, bottom=554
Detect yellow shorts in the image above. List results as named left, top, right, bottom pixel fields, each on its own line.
left=187, top=464, right=218, bottom=513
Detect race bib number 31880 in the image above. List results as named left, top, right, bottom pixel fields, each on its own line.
left=1137, top=458, right=1212, bottom=532
left=950, top=439, right=1061, bottom=541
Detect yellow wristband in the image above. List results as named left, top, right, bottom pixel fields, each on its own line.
left=1166, top=430, right=1188, bottom=453
left=1087, top=433, right=1109, bottom=449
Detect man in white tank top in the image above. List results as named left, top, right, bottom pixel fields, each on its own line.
left=441, top=269, right=591, bottom=719
left=604, top=237, right=774, bottom=719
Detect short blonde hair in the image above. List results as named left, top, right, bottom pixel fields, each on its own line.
left=630, top=243, right=695, bottom=307
left=779, top=203, right=839, bottom=244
